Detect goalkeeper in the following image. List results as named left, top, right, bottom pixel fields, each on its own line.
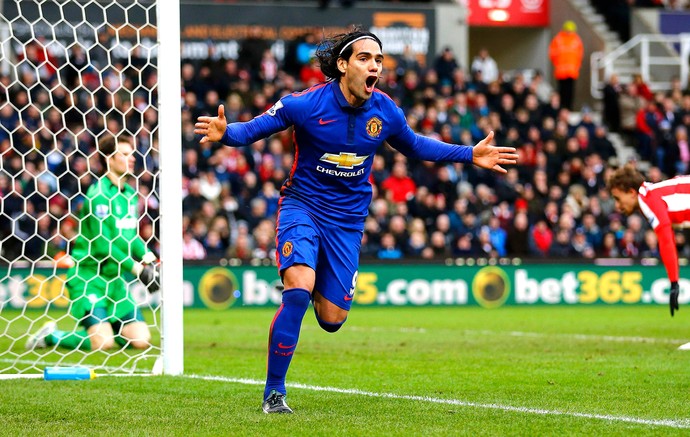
left=26, top=135, right=159, bottom=351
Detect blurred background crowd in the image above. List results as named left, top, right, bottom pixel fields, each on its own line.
left=1, top=22, right=689, bottom=265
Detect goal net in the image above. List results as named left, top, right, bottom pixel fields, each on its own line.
left=0, top=0, right=182, bottom=377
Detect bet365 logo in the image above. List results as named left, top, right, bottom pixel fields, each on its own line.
left=472, top=267, right=511, bottom=309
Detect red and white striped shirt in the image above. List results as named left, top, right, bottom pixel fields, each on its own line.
left=638, top=175, right=690, bottom=282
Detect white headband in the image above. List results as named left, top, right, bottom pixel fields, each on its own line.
left=339, top=35, right=377, bottom=57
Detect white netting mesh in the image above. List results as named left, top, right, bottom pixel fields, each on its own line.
left=0, top=0, right=161, bottom=375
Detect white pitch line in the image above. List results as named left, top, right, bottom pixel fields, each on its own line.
left=345, top=326, right=428, bottom=334
left=183, top=374, right=690, bottom=429
left=463, top=329, right=688, bottom=345
left=336, top=326, right=688, bottom=345
left=2, top=368, right=687, bottom=428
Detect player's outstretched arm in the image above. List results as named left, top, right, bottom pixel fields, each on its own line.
left=195, top=104, right=227, bottom=144
left=472, top=131, right=519, bottom=174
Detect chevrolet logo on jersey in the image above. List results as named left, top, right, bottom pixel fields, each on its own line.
left=319, top=152, right=369, bottom=169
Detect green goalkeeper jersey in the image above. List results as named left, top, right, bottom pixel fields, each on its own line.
left=66, top=176, right=153, bottom=321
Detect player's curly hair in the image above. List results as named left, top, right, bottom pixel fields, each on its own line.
left=607, top=164, right=645, bottom=192
left=315, top=26, right=382, bottom=81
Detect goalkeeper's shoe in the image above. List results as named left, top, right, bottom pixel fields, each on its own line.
left=25, top=321, right=56, bottom=350
left=262, top=390, right=293, bottom=414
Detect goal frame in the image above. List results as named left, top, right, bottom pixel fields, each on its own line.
left=157, top=0, right=184, bottom=377
left=0, top=0, right=183, bottom=378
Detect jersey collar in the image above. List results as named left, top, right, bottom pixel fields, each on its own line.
left=330, top=81, right=372, bottom=111
left=104, top=174, right=131, bottom=194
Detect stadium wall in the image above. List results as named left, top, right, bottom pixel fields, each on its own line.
left=3, top=264, right=686, bottom=309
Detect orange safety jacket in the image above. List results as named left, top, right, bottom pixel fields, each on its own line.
left=549, top=31, right=584, bottom=80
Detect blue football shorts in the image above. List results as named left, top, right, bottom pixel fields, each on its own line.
left=276, top=205, right=362, bottom=311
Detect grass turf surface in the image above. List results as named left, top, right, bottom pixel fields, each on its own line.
left=2, top=306, right=690, bottom=435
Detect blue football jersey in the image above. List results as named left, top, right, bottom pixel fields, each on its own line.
left=222, top=81, right=473, bottom=229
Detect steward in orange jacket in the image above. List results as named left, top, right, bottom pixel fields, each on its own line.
left=549, top=21, right=584, bottom=109
left=549, top=22, right=584, bottom=80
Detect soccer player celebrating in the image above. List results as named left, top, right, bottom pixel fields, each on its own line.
left=195, top=27, right=518, bottom=413
left=608, top=165, right=690, bottom=317
left=26, top=135, right=159, bottom=351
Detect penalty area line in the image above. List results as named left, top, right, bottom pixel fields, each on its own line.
left=183, top=374, right=690, bottom=429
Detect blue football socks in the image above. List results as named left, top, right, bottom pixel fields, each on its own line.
left=264, top=288, right=310, bottom=400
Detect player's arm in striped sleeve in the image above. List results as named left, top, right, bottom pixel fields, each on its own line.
left=638, top=193, right=679, bottom=283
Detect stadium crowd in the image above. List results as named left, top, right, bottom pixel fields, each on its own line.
left=1, top=33, right=690, bottom=265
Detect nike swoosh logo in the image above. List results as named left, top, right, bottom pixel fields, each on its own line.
left=319, top=118, right=337, bottom=125
left=277, top=342, right=296, bottom=349
left=344, top=295, right=353, bottom=301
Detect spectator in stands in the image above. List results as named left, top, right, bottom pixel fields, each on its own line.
left=199, top=171, right=222, bottom=201
left=227, top=233, right=253, bottom=261
left=299, top=58, right=326, bottom=87
left=395, top=45, right=422, bottom=80
left=548, top=20, right=584, bottom=110
left=377, top=232, right=403, bottom=259
left=550, top=227, right=575, bottom=257
left=406, top=227, right=428, bottom=258
left=632, top=73, right=654, bottom=102
left=572, top=227, right=595, bottom=258
left=529, top=70, right=553, bottom=103
left=620, top=228, right=640, bottom=257
left=529, top=219, right=553, bottom=256
left=618, top=83, right=643, bottom=147
left=450, top=232, right=473, bottom=256
left=382, top=161, right=417, bottom=204
left=424, top=230, right=451, bottom=258
left=506, top=211, right=530, bottom=257
left=203, top=229, right=227, bottom=259
left=182, top=178, right=205, bottom=216
left=598, top=231, right=620, bottom=257
left=434, top=46, right=459, bottom=86
left=640, top=229, right=660, bottom=257
left=487, top=215, right=507, bottom=256
left=470, top=48, right=499, bottom=85
left=238, top=25, right=270, bottom=86
left=183, top=228, right=206, bottom=260
left=602, top=74, right=623, bottom=133
left=670, top=125, right=690, bottom=175
left=636, top=98, right=663, bottom=163
left=388, top=214, right=410, bottom=250
left=590, top=125, right=617, bottom=162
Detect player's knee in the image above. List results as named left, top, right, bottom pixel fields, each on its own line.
left=91, top=336, right=115, bottom=350
left=317, top=318, right=346, bottom=333
left=314, top=310, right=347, bottom=333
left=121, top=323, right=151, bottom=349
left=129, top=339, right=150, bottom=350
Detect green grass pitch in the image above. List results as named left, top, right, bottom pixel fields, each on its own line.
left=1, top=305, right=690, bottom=435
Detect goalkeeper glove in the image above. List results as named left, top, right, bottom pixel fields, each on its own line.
left=670, top=281, right=679, bottom=317
left=138, top=263, right=160, bottom=294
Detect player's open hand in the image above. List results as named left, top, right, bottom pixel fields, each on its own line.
left=670, top=281, right=680, bottom=317
left=472, top=131, right=518, bottom=174
left=194, top=104, right=227, bottom=144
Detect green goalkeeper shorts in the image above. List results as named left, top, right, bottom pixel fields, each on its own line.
left=66, top=266, right=138, bottom=326
left=81, top=307, right=145, bottom=330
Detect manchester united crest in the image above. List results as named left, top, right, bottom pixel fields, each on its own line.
left=366, top=117, right=382, bottom=138
left=282, top=241, right=293, bottom=257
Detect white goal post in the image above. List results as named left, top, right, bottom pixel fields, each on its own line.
left=0, top=0, right=182, bottom=377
